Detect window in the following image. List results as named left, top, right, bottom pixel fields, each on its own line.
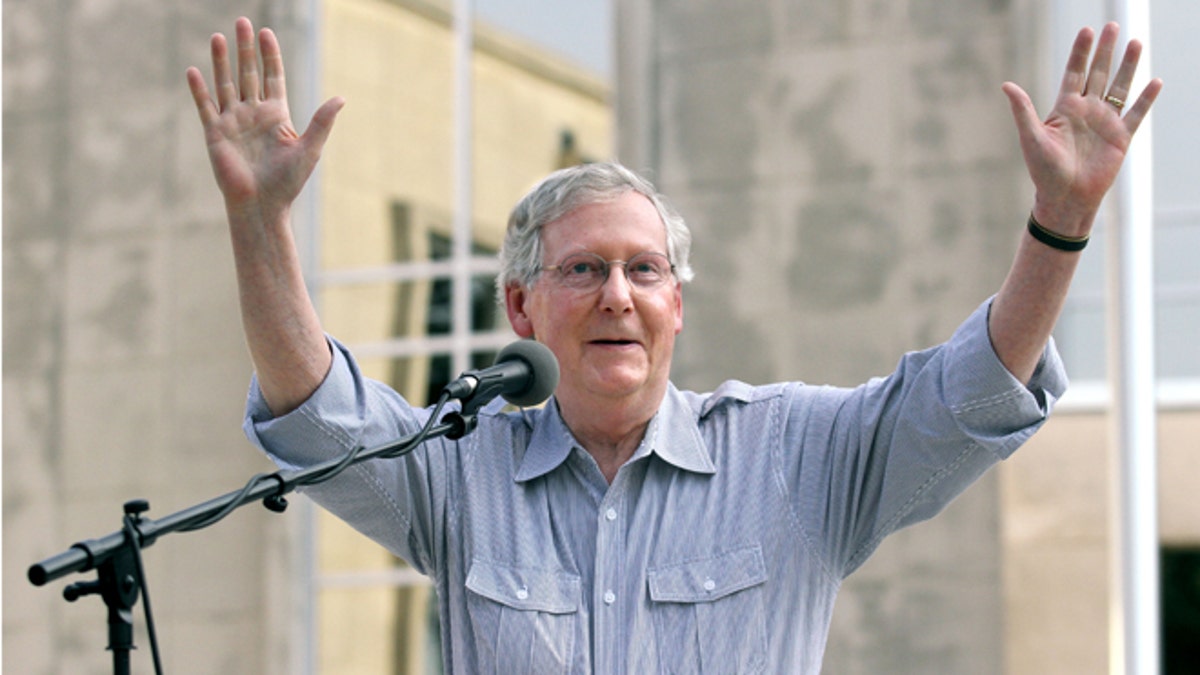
left=1162, top=547, right=1200, bottom=673
left=313, top=200, right=513, bottom=674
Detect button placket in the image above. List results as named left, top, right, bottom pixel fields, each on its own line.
left=597, top=501, right=620, bottom=611
left=594, top=483, right=627, bottom=675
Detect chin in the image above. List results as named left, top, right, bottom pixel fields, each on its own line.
left=586, top=370, right=649, bottom=398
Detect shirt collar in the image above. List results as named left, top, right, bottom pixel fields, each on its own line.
left=515, top=383, right=716, bottom=483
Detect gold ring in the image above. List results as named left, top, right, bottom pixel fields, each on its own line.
left=1104, top=94, right=1126, bottom=110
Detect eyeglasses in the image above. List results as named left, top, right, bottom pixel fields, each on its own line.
left=539, top=251, right=675, bottom=292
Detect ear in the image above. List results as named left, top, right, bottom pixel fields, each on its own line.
left=505, top=282, right=536, bottom=339
left=673, top=281, right=684, bottom=335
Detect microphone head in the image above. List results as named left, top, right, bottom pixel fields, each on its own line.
left=495, top=340, right=559, bottom=407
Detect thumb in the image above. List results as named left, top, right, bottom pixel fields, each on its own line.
left=1001, top=82, right=1041, bottom=148
left=301, top=96, right=345, bottom=153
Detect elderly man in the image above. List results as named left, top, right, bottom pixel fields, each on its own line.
left=187, top=17, right=1159, bottom=673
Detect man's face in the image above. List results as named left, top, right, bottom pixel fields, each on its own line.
left=505, top=191, right=684, bottom=409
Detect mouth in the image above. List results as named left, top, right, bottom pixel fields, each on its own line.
left=589, top=338, right=639, bottom=347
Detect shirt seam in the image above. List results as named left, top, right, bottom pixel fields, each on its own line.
left=844, top=440, right=978, bottom=573
left=295, top=400, right=423, bottom=571
left=772, top=386, right=843, bottom=586
left=949, top=386, right=1026, bottom=415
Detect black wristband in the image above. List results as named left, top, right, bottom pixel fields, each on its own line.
left=1027, top=213, right=1089, bottom=252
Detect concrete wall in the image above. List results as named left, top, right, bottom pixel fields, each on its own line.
left=3, top=2, right=313, bottom=672
left=4, top=0, right=613, bottom=671
left=616, top=1, right=1036, bottom=671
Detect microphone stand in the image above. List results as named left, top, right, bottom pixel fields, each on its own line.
left=27, top=396, right=482, bottom=675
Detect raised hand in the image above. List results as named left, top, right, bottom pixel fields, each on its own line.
left=185, top=17, right=344, bottom=216
left=1001, top=22, right=1162, bottom=236
left=185, top=18, right=343, bottom=415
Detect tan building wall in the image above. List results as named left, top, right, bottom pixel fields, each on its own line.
left=313, top=0, right=612, bottom=671
left=1002, top=407, right=1200, bottom=674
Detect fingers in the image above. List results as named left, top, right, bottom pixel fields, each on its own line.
left=1121, top=77, right=1164, bottom=136
left=1058, top=22, right=1160, bottom=129
left=211, top=32, right=235, bottom=111
left=235, top=17, right=260, bottom=102
left=1093, top=26, right=1162, bottom=134
left=194, top=18, right=288, bottom=116
left=1103, top=38, right=1142, bottom=107
left=1059, top=26, right=1095, bottom=97
left=1083, top=22, right=1120, bottom=98
left=259, top=28, right=288, bottom=101
left=186, top=67, right=217, bottom=124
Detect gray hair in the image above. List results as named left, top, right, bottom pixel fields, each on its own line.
left=496, top=162, right=694, bottom=303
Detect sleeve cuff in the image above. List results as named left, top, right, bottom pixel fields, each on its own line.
left=242, top=336, right=366, bottom=469
left=943, top=297, right=1069, bottom=458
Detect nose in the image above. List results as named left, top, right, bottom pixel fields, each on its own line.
left=597, top=262, right=635, bottom=311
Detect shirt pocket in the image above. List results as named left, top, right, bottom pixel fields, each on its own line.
left=465, top=559, right=581, bottom=674
left=647, top=545, right=769, bottom=674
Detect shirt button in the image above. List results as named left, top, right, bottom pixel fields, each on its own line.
left=603, top=590, right=616, bottom=605
left=516, top=587, right=529, bottom=600
left=605, top=508, right=617, bottom=521
left=703, top=579, right=716, bottom=592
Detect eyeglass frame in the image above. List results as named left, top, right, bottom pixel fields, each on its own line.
left=536, top=251, right=678, bottom=292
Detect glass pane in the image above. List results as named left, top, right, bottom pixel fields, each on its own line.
left=1162, top=547, right=1200, bottom=674
left=471, top=272, right=500, bottom=333
left=427, top=277, right=452, bottom=336
left=425, top=350, right=499, bottom=405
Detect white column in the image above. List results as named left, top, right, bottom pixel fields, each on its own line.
left=452, top=0, right=475, bottom=376
left=1105, top=2, right=1159, bottom=674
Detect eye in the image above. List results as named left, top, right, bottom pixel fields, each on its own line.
left=626, top=254, right=670, bottom=282
left=560, top=255, right=604, bottom=278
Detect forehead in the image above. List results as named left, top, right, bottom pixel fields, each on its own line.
left=541, top=191, right=667, bottom=255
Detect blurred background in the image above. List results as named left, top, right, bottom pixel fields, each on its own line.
left=4, top=0, right=1198, bottom=672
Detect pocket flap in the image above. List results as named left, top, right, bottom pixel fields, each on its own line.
left=466, top=559, right=581, bottom=614
left=648, top=545, right=767, bottom=603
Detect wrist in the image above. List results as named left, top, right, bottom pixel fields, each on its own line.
left=1029, top=199, right=1096, bottom=240
left=226, top=197, right=292, bottom=229
left=1027, top=212, right=1089, bottom=252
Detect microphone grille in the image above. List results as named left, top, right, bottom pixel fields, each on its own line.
left=495, top=340, right=559, bottom=407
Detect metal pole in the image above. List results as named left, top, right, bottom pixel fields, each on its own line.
left=1105, top=1, right=1159, bottom=673
left=452, top=0, right=475, bottom=377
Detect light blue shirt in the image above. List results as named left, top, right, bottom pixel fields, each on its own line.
left=246, top=299, right=1066, bottom=674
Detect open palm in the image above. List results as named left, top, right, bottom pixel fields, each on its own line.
left=1002, top=23, right=1162, bottom=233
left=186, top=18, right=343, bottom=214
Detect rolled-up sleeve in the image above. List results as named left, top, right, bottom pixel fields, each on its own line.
left=242, top=336, right=447, bottom=571
left=942, top=299, right=1068, bottom=458
left=787, top=297, right=1068, bottom=576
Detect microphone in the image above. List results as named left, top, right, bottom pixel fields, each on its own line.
left=443, top=340, right=559, bottom=408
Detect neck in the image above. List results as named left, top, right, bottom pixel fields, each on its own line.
left=555, top=389, right=664, bottom=483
